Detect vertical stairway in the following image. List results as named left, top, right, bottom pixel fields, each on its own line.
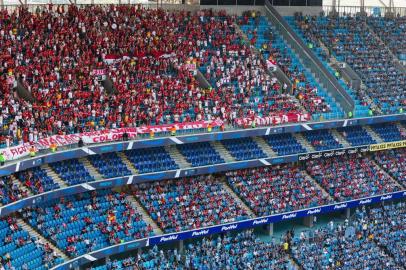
left=252, top=137, right=277, bottom=157
left=222, top=179, right=256, bottom=218
left=42, top=164, right=67, bottom=188
left=16, top=218, right=70, bottom=261
left=165, top=145, right=191, bottom=168
left=125, top=195, right=163, bottom=235
left=211, top=141, right=236, bottom=163
left=364, top=126, right=383, bottom=143
left=116, top=152, right=138, bottom=175
left=293, top=133, right=315, bottom=152
left=79, top=158, right=104, bottom=180
left=331, top=130, right=351, bottom=148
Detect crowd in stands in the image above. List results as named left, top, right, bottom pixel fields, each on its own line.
left=226, top=165, right=331, bottom=216
left=0, top=216, right=63, bottom=269
left=17, top=167, right=59, bottom=194
left=305, top=153, right=402, bottom=201
left=293, top=14, right=406, bottom=114
left=374, top=148, right=406, bottom=186
left=22, top=190, right=153, bottom=257
left=133, top=175, right=249, bottom=233
left=0, top=175, right=28, bottom=205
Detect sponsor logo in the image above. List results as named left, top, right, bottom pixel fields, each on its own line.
left=159, top=235, right=178, bottom=242
left=347, top=148, right=358, bottom=154
left=403, top=191, right=406, bottom=196
left=334, top=150, right=346, bottom=156
left=307, top=208, right=321, bottom=215
left=191, top=229, right=210, bottom=237
left=334, top=203, right=348, bottom=210
left=380, top=195, right=392, bottom=201
left=323, top=152, right=335, bottom=158
left=299, top=155, right=309, bottom=161
left=359, top=199, right=372, bottom=205
left=221, top=224, right=238, bottom=232
left=282, top=213, right=297, bottom=220
left=311, top=153, right=322, bottom=159
left=252, top=218, right=268, bottom=225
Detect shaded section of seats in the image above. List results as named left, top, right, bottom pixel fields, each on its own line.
left=303, top=130, right=342, bottom=151
left=226, top=166, right=331, bottom=216
left=23, top=190, right=153, bottom=257
left=222, top=138, right=266, bottom=161
left=50, top=159, right=95, bottom=185
left=133, top=175, right=249, bottom=233
left=371, top=123, right=405, bottom=142
left=305, top=154, right=402, bottom=201
left=0, top=217, right=63, bottom=270
left=263, top=133, right=306, bottom=155
left=177, top=142, right=224, bottom=167
left=337, top=126, right=376, bottom=146
left=88, top=153, right=132, bottom=178
left=124, top=147, right=178, bottom=174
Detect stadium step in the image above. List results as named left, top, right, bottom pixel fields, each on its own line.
left=293, top=133, right=315, bottom=152
left=79, top=158, right=104, bottom=181
left=211, top=141, right=236, bottom=163
left=302, top=170, right=334, bottom=201
left=222, top=179, right=256, bottom=218
left=42, top=164, right=68, bottom=188
left=331, top=130, right=351, bottom=148
left=16, top=218, right=70, bottom=261
left=165, top=145, right=191, bottom=168
left=116, top=152, right=138, bottom=175
left=125, top=194, right=163, bottom=236
left=10, top=174, right=33, bottom=197
left=364, top=126, right=383, bottom=143
left=252, top=137, right=277, bottom=157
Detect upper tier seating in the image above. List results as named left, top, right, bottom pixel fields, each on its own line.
left=177, top=142, right=224, bottom=167
left=263, top=133, right=307, bottom=156
left=371, top=123, right=405, bottom=142
left=337, top=126, right=376, bottom=146
left=226, top=166, right=331, bottom=216
left=222, top=138, right=266, bottom=160
left=303, top=130, right=342, bottom=151
left=305, top=153, right=402, bottom=201
left=50, top=159, right=95, bottom=185
left=23, top=190, right=153, bottom=257
left=133, top=175, right=249, bottom=233
left=88, top=153, right=132, bottom=178
left=0, top=176, right=28, bottom=205
left=17, top=167, right=59, bottom=194
left=124, top=147, right=178, bottom=174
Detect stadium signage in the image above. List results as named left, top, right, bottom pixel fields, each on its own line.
left=221, top=224, right=238, bottom=231
left=369, top=140, right=406, bottom=152
left=159, top=235, right=179, bottom=243
left=282, top=213, right=297, bottom=219
left=298, top=146, right=369, bottom=161
left=234, top=113, right=310, bottom=127
left=333, top=203, right=348, bottom=209
left=307, top=208, right=321, bottom=215
left=359, top=199, right=372, bottom=205
left=252, top=218, right=268, bottom=225
left=191, top=229, right=210, bottom=236
left=380, top=195, right=392, bottom=201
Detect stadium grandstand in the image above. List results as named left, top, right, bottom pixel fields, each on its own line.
left=0, top=0, right=404, bottom=269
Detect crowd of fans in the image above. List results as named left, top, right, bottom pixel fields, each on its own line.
left=22, top=190, right=154, bottom=257
left=226, top=165, right=331, bottom=216
left=374, top=148, right=406, bottom=186
left=293, top=14, right=406, bottom=114
left=133, top=175, right=250, bottom=233
left=305, top=153, right=402, bottom=201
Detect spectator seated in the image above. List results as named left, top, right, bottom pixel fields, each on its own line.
left=23, top=190, right=153, bottom=257
left=88, top=153, right=131, bottom=178
left=337, top=126, right=376, bottom=146
left=371, top=123, right=405, bottom=142
left=303, top=130, right=342, bottom=151
left=226, top=166, right=330, bottom=216
left=0, top=176, right=28, bottom=205
left=374, top=148, right=406, bottom=186
left=17, top=167, right=59, bottom=194
left=305, top=153, right=402, bottom=201
left=263, top=133, right=306, bottom=155
left=0, top=216, right=63, bottom=269
left=133, top=175, right=249, bottom=233
left=124, top=147, right=178, bottom=174
left=177, top=142, right=224, bottom=167
left=222, top=138, right=266, bottom=161
left=50, top=159, right=95, bottom=185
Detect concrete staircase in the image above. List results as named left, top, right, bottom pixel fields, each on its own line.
left=302, top=170, right=333, bottom=201
left=293, top=133, right=315, bottom=152
left=17, top=218, right=70, bottom=261
left=79, top=158, right=103, bottom=180
left=10, top=174, right=33, bottom=197
left=252, top=137, right=277, bottom=157
left=117, top=152, right=138, bottom=175
left=222, top=180, right=256, bottom=218
left=125, top=195, right=163, bottom=235
left=211, top=141, right=235, bottom=163
left=364, top=126, right=383, bottom=143
left=331, top=130, right=351, bottom=148
left=42, top=164, right=67, bottom=188
left=165, top=145, right=191, bottom=168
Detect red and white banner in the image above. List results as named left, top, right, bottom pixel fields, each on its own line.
left=234, top=113, right=310, bottom=127
left=93, top=69, right=107, bottom=76
left=1, top=120, right=224, bottom=161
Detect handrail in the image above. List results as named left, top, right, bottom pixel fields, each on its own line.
left=265, top=0, right=355, bottom=114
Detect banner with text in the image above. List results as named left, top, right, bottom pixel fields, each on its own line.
left=234, top=113, right=310, bottom=127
